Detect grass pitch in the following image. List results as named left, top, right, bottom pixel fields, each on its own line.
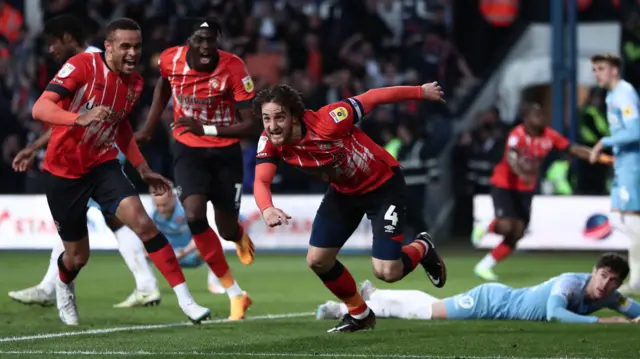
left=0, top=250, right=638, bottom=359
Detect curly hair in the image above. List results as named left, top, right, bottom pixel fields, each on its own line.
left=596, top=253, right=629, bottom=281
left=253, top=84, right=306, bottom=119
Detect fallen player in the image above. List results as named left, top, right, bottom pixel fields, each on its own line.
left=317, top=253, right=640, bottom=323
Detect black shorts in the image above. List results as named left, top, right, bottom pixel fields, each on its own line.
left=44, top=160, right=138, bottom=242
left=173, top=141, right=243, bottom=213
left=310, top=167, right=407, bottom=260
left=491, top=186, right=534, bottom=225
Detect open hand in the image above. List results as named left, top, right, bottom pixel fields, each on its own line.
left=140, top=168, right=172, bottom=195
left=262, top=207, right=291, bottom=228
left=421, top=82, right=446, bottom=103
left=75, top=105, right=110, bottom=126
left=589, top=140, right=604, bottom=164
left=598, top=316, right=630, bottom=323
left=171, top=117, right=204, bottom=136
left=12, top=148, right=37, bottom=172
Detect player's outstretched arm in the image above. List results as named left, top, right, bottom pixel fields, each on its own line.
left=136, top=77, right=171, bottom=142
left=567, top=144, right=614, bottom=165
left=546, top=295, right=601, bottom=323
left=211, top=108, right=259, bottom=138
left=607, top=293, right=640, bottom=320
left=352, top=82, right=445, bottom=116
left=254, top=162, right=290, bottom=227
left=12, top=128, right=53, bottom=172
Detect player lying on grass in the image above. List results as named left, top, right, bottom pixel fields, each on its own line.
left=317, top=253, right=640, bottom=323
left=150, top=190, right=255, bottom=316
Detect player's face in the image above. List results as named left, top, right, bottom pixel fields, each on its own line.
left=45, top=35, right=71, bottom=63
left=525, top=107, right=547, bottom=131
left=188, top=29, right=217, bottom=71
left=592, top=61, right=617, bottom=89
left=153, top=192, right=176, bottom=219
left=262, top=102, right=293, bottom=146
left=105, top=29, right=142, bottom=75
left=589, top=266, right=622, bottom=299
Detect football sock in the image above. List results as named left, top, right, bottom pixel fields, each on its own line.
left=191, top=226, right=243, bottom=298
left=624, top=216, right=640, bottom=288
left=41, top=241, right=65, bottom=294
left=336, top=289, right=437, bottom=320
left=114, top=226, right=158, bottom=292
left=143, top=233, right=186, bottom=288
left=477, top=240, right=512, bottom=270
left=400, top=240, right=428, bottom=277
left=318, top=261, right=370, bottom=319
left=57, top=252, right=79, bottom=284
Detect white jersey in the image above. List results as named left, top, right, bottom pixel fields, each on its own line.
left=84, top=45, right=101, bottom=53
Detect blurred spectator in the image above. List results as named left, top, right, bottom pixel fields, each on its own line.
left=0, top=0, right=23, bottom=43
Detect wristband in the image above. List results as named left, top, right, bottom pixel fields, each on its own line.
left=203, top=125, right=218, bottom=136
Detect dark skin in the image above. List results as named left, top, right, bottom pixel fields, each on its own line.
left=135, top=27, right=257, bottom=241
left=495, top=106, right=608, bottom=243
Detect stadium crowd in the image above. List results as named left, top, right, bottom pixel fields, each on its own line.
left=0, top=0, right=479, bottom=195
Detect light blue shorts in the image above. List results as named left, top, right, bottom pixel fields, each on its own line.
left=177, top=251, right=204, bottom=268
left=443, top=283, right=510, bottom=320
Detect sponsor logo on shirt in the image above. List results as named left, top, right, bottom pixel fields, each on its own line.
left=329, top=107, right=348, bottom=123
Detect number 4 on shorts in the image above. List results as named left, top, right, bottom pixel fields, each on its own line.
left=384, top=205, right=398, bottom=226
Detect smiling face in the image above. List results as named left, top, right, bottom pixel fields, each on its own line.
left=188, top=28, right=218, bottom=72
left=104, top=29, right=142, bottom=75
left=261, top=102, right=295, bottom=146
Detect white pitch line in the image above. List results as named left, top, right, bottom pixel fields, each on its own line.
left=0, top=351, right=609, bottom=359
left=0, top=312, right=313, bottom=343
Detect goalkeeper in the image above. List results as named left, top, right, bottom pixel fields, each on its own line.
left=317, top=253, right=640, bottom=323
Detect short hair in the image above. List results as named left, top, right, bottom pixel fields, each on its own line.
left=595, top=253, right=629, bottom=281
left=590, top=53, right=621, bottom=68
left=521, top=101, right=542, bottom=116
left=253, top=84, right=306, bottom=119
left=106, top=18, right=141, bottom=40
left=43, top=15, right=85, bottom=44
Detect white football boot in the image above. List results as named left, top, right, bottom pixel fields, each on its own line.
left=8, top=285, right=55, bottom=307
left=56, top=278, right=79, bottom=325
left=182, top=302, right=211, bottom=324
left=315, top=300, right=342, bottom=320
left=113, top=289, right=161, bottom=308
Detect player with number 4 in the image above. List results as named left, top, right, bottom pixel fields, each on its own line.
left=252, top=83, right=448, bottom=333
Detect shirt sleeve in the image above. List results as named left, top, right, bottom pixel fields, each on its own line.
left=255, top=133, right=280, bottom=165
left=607, top=292, right=640, bottom=318
left=601, top=91, right=640, bottom=148
left=313, top=100, right=365, bottom=138
left=157, top=48, right=173, bottom=79
left=228, top=56, right=255, bottom=109
left=546, top=277, right=598, bottom=323
left=549, top=129, right=570, bottom=151
left=44, top=53, right=90, bottom=100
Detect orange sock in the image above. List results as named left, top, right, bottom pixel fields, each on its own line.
left=318, top=261, right=370, bottom=318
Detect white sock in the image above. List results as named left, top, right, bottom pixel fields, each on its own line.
left=114, top=226, right=158, bottom=292
left=172, top=282, right=195, bottom=308
left=476, top=253, right=496, bottom=270
left=621, top=214, right=640, bottom=288
left=226, top=281, right=244, bottom=298
left=351, top=307, right=371, bottom=319
left=367, top=289, right=437, bottom=319
left=39, top=240, right=65, bottom=295
left=207, top=269, right=222, bottom=286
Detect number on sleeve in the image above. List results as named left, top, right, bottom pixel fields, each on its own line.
left=384, top=205, right=399, bottom=227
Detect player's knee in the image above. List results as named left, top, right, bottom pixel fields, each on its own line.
left=306, top=251, right=336, bottom=274
left=127, top=214, right=157, bottom=241
left=498, top=219, right=514, bottom=235
left=372, top=263, right=403, bottom=283
left=216, top=222, right=239, bottom=242
left=66, top=251, right=90, bottom=271
left=512, top=221, right=526, bottom=240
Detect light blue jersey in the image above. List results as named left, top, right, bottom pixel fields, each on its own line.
left=444, top=273, right=640, bottom=322
left=152, top=200, right=202, bottom=268
left=604, top=80, right=640, bottom=212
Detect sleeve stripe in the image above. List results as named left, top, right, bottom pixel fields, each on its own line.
left=344, top=98, right=364, bottom=122
left=256, top=156, right=279, bottom=165
left=45, top=84, right=71, bottom=100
